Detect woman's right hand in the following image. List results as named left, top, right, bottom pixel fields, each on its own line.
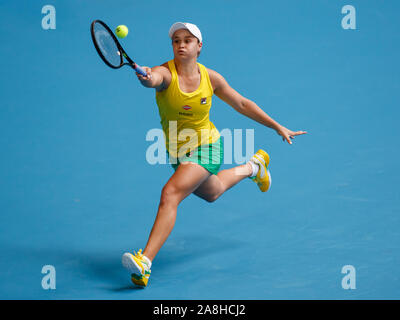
left=136, top=66, right=153, bottom=82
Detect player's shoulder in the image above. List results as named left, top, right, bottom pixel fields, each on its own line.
left=206, top=67, right=226, bottom=92
left=206, top=67, right=221, bottom=79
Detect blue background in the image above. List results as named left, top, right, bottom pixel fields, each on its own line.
left=0, top=0, right=399, bottom=299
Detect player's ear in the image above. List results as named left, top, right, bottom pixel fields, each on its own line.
left=197, top=41, right=202, bottom=57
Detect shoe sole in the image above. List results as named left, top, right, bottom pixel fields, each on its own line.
left=122, top=253, right=142, bottom=275
left=266, top=169, right=272, bottom=191
left=258, top=150, right=271, bottom=192
left=252, top=150, right=272, bottom=192
left=257, top=169, right=271, bottom=192
left=131, top=274, right=148, bottom=287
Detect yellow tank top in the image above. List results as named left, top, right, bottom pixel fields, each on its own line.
left=155, top=59, right=220, bottom=158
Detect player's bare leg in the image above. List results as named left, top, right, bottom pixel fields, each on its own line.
left=194, top=149, right=272, bottom=201
left=193, top=163, right=253, bottom=202
left=142, top=162, right=211, bottom=261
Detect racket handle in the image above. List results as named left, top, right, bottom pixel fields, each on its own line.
left=134, top=64, right=147, bottom=77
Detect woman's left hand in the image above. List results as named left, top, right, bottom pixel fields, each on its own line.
left=275, top=125, right=307, bottom=145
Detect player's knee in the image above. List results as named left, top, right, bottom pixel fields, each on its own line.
left=205, top=192, right=220, bottom=203
left=205, top=196, right=216, bottom=203
left=160, top=185, right=180, bottom=206
left=204, top=184, right=224, bottom=203
left=209, top=181, right=225, bottom=202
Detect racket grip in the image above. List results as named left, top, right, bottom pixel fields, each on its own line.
left=134, top=64, right=147, bottom=77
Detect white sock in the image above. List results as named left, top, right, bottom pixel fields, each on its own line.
left=143, top=255, right=152, bottom=269
left=248, top=160, right=259, bottom=177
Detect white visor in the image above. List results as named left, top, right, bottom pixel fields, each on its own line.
left=169, top=22, right=202, bottom=43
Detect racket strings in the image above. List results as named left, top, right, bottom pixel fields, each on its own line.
left=93, top=22, right=122, bottom=67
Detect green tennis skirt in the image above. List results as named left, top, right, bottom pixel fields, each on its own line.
left=167, top=137, right=224, bottom=175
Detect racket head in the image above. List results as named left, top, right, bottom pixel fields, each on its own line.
left=91, top=20, right=124, bottom=69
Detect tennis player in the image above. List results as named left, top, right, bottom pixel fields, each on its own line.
left=122, top=22, right=307, bottom=287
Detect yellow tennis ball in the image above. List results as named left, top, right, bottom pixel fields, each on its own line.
left=115, top=25, right=128, bottom=38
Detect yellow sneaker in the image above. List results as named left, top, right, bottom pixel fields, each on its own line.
left=122, top=249, right=152, bottom=287
left=249, top=149, right=272, bottom=192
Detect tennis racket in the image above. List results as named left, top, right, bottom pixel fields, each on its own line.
left=90, top=20, right=147, bottom=76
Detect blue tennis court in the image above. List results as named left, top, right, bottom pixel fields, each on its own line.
left=0, top=0, right=399, bottom=299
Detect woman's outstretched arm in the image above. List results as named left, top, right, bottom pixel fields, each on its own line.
left=208, top=68, right=307, bottom=144
left=135, top=65, right=171, bottom=91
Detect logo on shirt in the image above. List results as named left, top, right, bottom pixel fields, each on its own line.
left=182, top=105, right=192, bottom=110
left=186, top=150, right=194, bottom=157
left=200, top=97, right=207, bottom=104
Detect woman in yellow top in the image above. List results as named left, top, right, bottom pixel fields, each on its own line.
left=122, top=22, right=307, bottom=287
